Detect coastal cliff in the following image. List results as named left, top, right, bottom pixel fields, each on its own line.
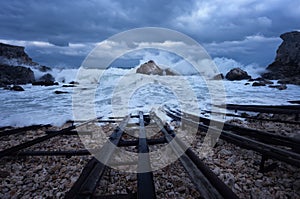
left=262, top=31, right=300, bottom=85
left=0, top=43, right=52, bottom=87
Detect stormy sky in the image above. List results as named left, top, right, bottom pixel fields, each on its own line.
left=0, top=0, right=299, bottom=68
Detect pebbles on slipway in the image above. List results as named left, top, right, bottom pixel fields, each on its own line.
left=0, top=114, right=299, bottom=198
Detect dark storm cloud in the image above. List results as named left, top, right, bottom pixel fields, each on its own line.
left=0, top=0, right=299, bottom=67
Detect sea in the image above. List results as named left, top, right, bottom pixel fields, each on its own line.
left=1, top=57, right=300, bottom=127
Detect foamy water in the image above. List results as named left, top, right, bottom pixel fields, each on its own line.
left=1, top=66, right=299, bottom=127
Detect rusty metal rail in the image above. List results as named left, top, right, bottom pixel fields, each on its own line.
left=0, top=112, right=240, bottom=199
left=164, top=108, right=300, bottom=170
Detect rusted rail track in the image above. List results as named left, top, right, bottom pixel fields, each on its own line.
left=0, top=111, right=239, bottom=198
left=164, top=107, right=300, bottom=171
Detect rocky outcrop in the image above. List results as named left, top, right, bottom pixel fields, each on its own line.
left=0, top=42, right=53, bottom=87
left=262, top=31, right=300, bottom=85
left=136, top=60, right=177, bottom=76
left=0, top=64, right=35, bottom=87
left=225, top=68, right=251, bottom=81
left=0, top=43, right=35, bottom=65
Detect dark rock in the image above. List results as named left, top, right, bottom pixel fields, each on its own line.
left=268, top=84, right=287, bottom=90
left=277, top=77, right=300, bottom=85
left=32, top=81, right=59, bottom=86
left=69, top=81, right=79, bottom=85
left=136, top=60, right=162, bottom=75
left=262, top=31, right=300, bottom=85
left=136, top=60, right=177, bottom=76
left=225, top=68, right=251, bottom=80
left=10, top=85, right=24, bottom=91
left=252, top=82, right=266, bottom=86
left=244, top=83, right=250, bottom=85
left=0, top=42, right=51, bottom=73
left=38, top=73, right=55, bottom=82
left=62, top=84, right=76, bottom=87
left=212, top=73, right=224, bottom=80
left=250, top=78, right=273, bottom=86
left=0, top=64, right=35, bottom=87
left=0, top=43, right=36, bottom=65
left=54, top=90, right=69, bottom=94
left=288, top=100, right=300, bottom=104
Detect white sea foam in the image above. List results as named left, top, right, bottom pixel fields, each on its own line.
left=1, top=66, right=299, bottom=127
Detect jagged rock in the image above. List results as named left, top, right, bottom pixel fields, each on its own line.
left=0, top=42, right=51, bottom=72
left=38, top=73, right=55, bottom=82
left=136, top=60, right=177, bottom=76
left=212, top=73, right=224, bottom=80
left=252, top=82, right=266, bottom=87
left=54, top=90, right=69, bottom=94
left=225, top=68, right=251, bottom=81
left=10, top=85, right=25, bottom=91
left=0, top=43, right=35, bottom=65
left=0, top=64, right=35, bottom=87
left=262, top=31, right=300, bottom=85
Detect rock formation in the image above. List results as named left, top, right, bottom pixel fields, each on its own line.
left=0, top=64, right=35, bottom=87
left=0, top=43, right=35, bottom=65
left=136, top=60, right=177, bottom=76
left=262, top=31, right=300, bottom=85
left=225, top=68, right=251, bottom=81
left=0, top=42, right=53, bottom=87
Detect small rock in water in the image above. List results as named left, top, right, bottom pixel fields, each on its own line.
left=10, top=85, right=24, bottom=91
left=54, top=90, right=69, bottom=94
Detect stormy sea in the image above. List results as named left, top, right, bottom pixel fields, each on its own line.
left=1, top=55, right=299, bottom=127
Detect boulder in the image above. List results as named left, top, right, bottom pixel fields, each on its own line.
left=0, top=64, right=35, bottom=87
left=262, top=31, right=300, bottom=85
left=136, top=60, right=177, bottom=76
left=69, top=81, right=79, bottom=85
left=10, top=85, right=25, bottom=91
left=212, top=73, right=224, bottom=80
left=136, top=60, right=162, bottom=75
left=38, top=73, right=55, bottom=82
left=252, top=82, right=266, bottom=87
left=225, top=68, right=251, bottom=81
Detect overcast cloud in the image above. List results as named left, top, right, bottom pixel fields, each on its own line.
left=0, top=0, right=299, bottom=67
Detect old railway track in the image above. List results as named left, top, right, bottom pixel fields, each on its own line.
left=0, top=111, right=238, bottom=199
left=0, top=105, right=299, bottom=198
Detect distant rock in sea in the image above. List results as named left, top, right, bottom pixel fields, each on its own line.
left=136, top=60, right=177, bottom=76
left=212, top=73, right=224, bottom=80
left=225, top=68, right=251, bottom=81
left=262, top=31, right=300, bottom=85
